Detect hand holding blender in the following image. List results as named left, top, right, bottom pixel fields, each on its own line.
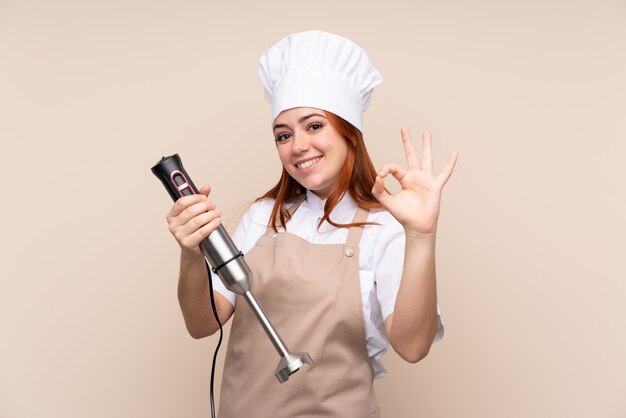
left=152, top=154, right=313, bottom=383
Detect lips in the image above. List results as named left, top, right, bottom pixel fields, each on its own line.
left=294, top=156, right=323, bottom=169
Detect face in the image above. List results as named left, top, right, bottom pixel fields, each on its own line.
left=273, top=107, right=348, bottom=200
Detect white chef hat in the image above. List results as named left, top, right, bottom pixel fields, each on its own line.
left=257, top=30, right=383, bottom=132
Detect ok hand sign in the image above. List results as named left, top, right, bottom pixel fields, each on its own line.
left=372, top=128, right=458, bottom=236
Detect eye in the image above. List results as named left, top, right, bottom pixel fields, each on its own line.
left=308, top=122, right=324, bottom=131
left=275, top=132, right=291, bottom=143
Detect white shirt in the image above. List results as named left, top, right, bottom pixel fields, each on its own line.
left=211, top=189, right=444, bottom=378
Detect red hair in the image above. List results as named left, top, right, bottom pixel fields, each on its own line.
left=257, top=111, right=384, bottom=232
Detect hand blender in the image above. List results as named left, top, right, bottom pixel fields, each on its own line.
left=151, top=154, right=313, bottom=383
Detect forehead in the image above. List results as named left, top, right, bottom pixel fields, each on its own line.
left=274, top=107, right=325, bottom=124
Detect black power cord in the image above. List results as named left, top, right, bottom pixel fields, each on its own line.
left=205, top=260, right=223, bottom=418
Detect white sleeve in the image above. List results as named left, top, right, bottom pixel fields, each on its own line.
left=373, top=216, right=445, bottom=344
left=209, top=209, right=252, bottom=308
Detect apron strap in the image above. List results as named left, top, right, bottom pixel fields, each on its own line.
left=262, top=194, right=307, bottom=237
left=287, top=194, right=307, bottom=217
left=345, top=206, right=369, bottom=248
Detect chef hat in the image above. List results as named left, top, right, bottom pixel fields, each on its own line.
left=257, top=30, right=383, bottom=132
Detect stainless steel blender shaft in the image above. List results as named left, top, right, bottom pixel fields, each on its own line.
left=200, top=226, right=313, bottom=383
left=242, top=291, right=313, bottom=382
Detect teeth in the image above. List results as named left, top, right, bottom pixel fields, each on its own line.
left=296, top=157, right=321, bottom=169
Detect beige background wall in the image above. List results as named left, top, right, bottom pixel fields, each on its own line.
left=1, top=0, right=624, bottom=417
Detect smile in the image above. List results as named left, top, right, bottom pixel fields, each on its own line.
left=295, top=156, right=322, bottom=169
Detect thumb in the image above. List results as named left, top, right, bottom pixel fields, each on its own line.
left=199, top=184, right=211, bottom=197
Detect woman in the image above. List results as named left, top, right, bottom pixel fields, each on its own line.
left=166, top=30, right=458, bottom=417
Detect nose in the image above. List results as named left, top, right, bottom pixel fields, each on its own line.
left=291, top=130, right=310, bottom=154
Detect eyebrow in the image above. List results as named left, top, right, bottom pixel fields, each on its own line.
left=273, top=113, right=326, bottom=131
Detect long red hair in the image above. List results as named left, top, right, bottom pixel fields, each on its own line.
left=257, top=110, right=384, bottom=232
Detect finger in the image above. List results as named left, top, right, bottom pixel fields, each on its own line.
left=176, top=208, right=221, bottom=240
left=436, top=151, right=459, bottom=187
left=170, top=184, right=211, bottom=217
left=371, top=175, right=392, bottom=205
left=180, top=215, right=222, bottom=250
left=181, top=199, right=217, bottom=224
left=379, top=163, right=408, bottom=183
left=182, top=208, right=221, bottom=235
left=401, top=127, right=420, bottom=170
left=422, top=132, right=433, bottom=174
left=171, top=199, right=215, bottom=230
left=199, top=184, right=211, bottom=197
left=166, top=193, right=207, bottom=221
